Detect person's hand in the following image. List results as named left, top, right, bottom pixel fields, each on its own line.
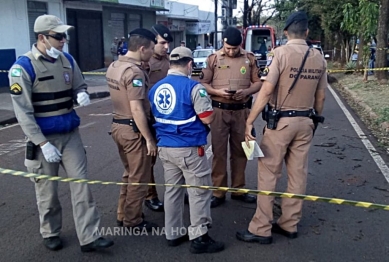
left=41, top=142, right=62, bottom=163
left=146, top=139, right=157, bottom=157
left=245, top=123, right=255, bottom=147
left=233, top=89, right=248, bottom=101
left=77, top=92, right=90, bottom=106
left=217, top=89, right=233, bottom=99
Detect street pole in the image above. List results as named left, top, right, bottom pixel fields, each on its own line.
left=214, top=0, right=218, bottom=48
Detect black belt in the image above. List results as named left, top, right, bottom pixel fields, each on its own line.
left=278, top=110, right=312, bottom=118
left=33, top=99, right=73, bottom=113
left=212, top=99, right=251, bottom=110
left=112, top=118, right=135, bottom=126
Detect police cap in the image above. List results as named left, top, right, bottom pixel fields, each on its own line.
left=129, top=28, right=157, bottom=44
left=284, top=11, right=308, bottom=31
left=151, top=24, right=173, bottom=42
left=222, top=26, right=242, bottom=46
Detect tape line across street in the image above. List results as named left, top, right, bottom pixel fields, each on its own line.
left=1, top=167, right=388, bottom=211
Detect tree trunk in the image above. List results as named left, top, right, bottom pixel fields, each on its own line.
left=243, top=0, right=249, bottom=28
left=376, top=0, right=389, bottom=81
left=357, top=34, right=365, bottom=71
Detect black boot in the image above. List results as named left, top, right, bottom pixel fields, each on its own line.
left=80, top=237, right=114, bottom=252
left=236, top=230, right=272, bottom=244
left=145, top=198, right=164, bottom=212
left=43, top=236, right=63, bottom=251
left=210, top=196, right=226, bottom=208
left=231, top=193, right=257, bottom=203
left=190, top=233, right=224, bottom=254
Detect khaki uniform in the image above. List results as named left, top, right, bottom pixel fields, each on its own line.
left=248, top=39, right=328, bottom=236
left=144, top=54, right=170, bottom=200
left=200, top=49, right=261, bottom=198
left=152, top=70, right=214, bottom=240
left=106, top=56, right=153, bottom=227
left=8, top=45, right=100, bottom=245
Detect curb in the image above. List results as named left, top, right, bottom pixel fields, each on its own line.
left=333, top=80, right=389, bottom=134
left=0, top=92, right=110, bottom=126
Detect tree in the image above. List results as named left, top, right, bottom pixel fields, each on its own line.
left=375, top=0, right=389, bottom=81
left=341, top=0, right=379, bottom=81
left=242, top=0, right=278, bottom=27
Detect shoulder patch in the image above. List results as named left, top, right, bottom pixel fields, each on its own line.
left=11, top=68, right=22, bottom=77
left=132, top=79, right=143, bottom=87
left=10, top=83, right=22, bottom=95
left=199, top=88, right=208, bottom=97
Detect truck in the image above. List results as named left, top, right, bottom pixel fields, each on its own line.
left=241, top=25, right=277, bottom=69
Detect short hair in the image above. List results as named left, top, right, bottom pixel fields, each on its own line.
left=287, top=20, right=308, bottom=37
left=169, top=57, right=193, bottom=68
left=35, top=30, right=51, bottom=40
left=128, top=35, right=152, bottom=51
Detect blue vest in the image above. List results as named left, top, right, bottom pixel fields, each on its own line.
left=149, top=74, right=208, bottom=147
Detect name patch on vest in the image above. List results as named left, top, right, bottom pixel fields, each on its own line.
left=218, top=65, right=229, bottom=69
left=38, top=76, right=54, bottom=82
left=10, top=83, right=22, bottom=95
left=63, top=72, right=71, bottom=85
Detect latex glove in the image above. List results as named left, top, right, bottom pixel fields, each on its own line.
left=41, top=142, right=62, bottom=163
left=77, top=92, right=90, bottom=106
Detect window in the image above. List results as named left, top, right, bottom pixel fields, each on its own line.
left=27, top=1, right=48, bottom=47
left=193, top=50, right=212, bottom=58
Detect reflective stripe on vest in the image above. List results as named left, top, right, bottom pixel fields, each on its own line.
left=154, top=115, right=196, bottom=125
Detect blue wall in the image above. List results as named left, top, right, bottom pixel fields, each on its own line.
left=0, top=49, right=16, bottom=88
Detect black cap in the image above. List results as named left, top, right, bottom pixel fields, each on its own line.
left=284, top=11, right=308, bottom=30
left=129, top=28, right=157, bottom=44
left=151, top=24, right=173, bottom=42
left=222, top=26, right=242, bottom=46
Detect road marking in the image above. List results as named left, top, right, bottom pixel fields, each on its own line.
left=89, top=113, right=112, bottom=116
left=79, top=122, right=95, bottom=129
left=328, top=84, right=389, bottom=182
left=0, top=139, right=25, bottom=156
left=206, top=145, right=213, bottom=159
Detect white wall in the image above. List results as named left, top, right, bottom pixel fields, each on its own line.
left=0, top=0, right=65, bottom=58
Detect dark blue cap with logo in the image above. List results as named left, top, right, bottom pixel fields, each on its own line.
left=152, top=24, right=173, bottom=42
left=129, top=28, right=157, bottom=44
left=283, top=11, right=308, bottom=30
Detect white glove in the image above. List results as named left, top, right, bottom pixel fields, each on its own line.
left=41, top=142, right=62, bottom=163
left=77, top=92, right=90, bottom=106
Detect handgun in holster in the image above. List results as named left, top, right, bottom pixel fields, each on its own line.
left=262, top=103, right=280, bottom=130
left=26, top=141, right=37, bottom=160
left=310, top=112, right=325, bottom=135
left=129, top=119, right=140, bottom=133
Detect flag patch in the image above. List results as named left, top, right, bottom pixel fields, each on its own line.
left=199, top=89, right=208, bottom=97
left=11, top=68, right=22, bottom=77
left=132, top=79, right=143, bottom=87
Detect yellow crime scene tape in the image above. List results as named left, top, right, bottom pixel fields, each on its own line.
left=1, top=167, right=389, bottom=211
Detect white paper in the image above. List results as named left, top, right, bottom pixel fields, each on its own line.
left=241, top=141, right=264, bottom=160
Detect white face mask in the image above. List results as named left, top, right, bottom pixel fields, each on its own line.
left=188, top=64, right=192, bottom=79
left=44, top=37, right=62, bottom=59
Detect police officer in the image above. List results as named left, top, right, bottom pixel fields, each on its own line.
left=106, top=28, right=158, bottom=231
left=142, top=24, right=173, bottom=212
left=236, top=11, right=327, bottom=244
left=200, top=26, right=262, bottom=208
left=149, top=47, right=224, bottom=254
left=8, top=14, right=113, bottom=252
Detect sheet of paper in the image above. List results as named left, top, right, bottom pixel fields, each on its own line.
left=241, top=141, right=264, bottom=160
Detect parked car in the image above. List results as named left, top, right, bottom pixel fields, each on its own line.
left=192, top=49, right=215, bottom=73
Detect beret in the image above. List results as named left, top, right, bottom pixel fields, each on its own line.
left=284, top=11, right=308, bottom=30
left=222, top=26, right=242, bottom=46
left=152, top=24, right=173, bottom=42
left=129, top=28, right=157, bottom=44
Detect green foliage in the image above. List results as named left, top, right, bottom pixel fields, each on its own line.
left=345, top=61, right=357, bottom=70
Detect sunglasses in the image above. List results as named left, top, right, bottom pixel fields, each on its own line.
left=45, top=33, right=68, bottom=41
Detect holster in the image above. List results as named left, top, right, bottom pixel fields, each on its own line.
left=310, top=114, right=325, bottom=136
left=25, top=141, right=37, bottom=160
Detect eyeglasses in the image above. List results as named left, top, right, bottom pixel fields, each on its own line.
left=45, top=33, right=68, bottom=41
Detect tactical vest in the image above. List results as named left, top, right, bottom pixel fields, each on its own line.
left=211, top=51, right=252, bottom=103
left=149, top=74, right=208, bottom=147
left=25, top=52, right=74, bottom=118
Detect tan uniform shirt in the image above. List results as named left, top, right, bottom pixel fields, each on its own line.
left=106, top=56, right=151, bottom=120
left=147, top=54, right=170, bottom=87
left=200, top=48, right=261, bottom=104
left=264, top=39, right=328, bottom=111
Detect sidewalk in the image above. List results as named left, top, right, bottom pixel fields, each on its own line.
left=0, top=71, right=109, bottom=126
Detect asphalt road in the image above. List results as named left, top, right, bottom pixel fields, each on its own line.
left=1, top=87, right=389, bottom=262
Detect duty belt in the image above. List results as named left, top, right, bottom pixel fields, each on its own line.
left=278, top=110, right=312, bottom=118
left=112, top=118, right=135, bottom=126
left=212, top=98, right=252, bottom=110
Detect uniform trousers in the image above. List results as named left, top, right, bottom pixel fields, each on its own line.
left=158, top=147, right=212, bottom=240
left=25, top=128, right=100, bottom=245
left=248, top=117, right=314, bottom=236
left=210, top=107, right=249, bottom=198
left=146, top=167, right=158, bottom=200
left=111, top=123, right=152, bottom=227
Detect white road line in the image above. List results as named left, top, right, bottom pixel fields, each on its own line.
left=206, top=145, right=213, bottom=160
left=79, top=122, right=95, bottom=129
left=328, top=84, right=389, bottom=182
left=0, top=97, right=111, bottom=131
